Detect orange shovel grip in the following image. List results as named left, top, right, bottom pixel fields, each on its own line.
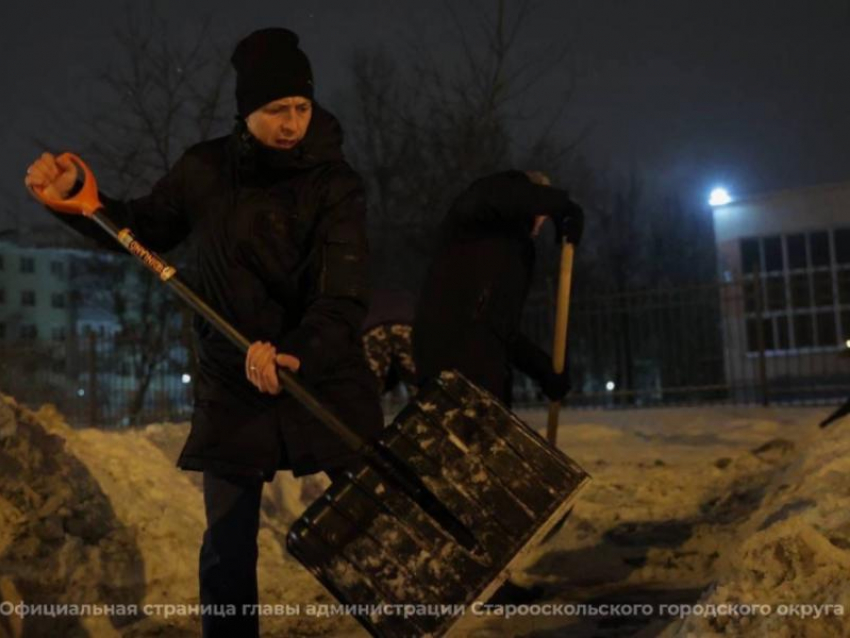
left=28, top=152, right=102, bottom=217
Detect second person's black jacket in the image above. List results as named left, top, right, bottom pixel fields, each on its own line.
left=413, top=170, right=575, bottom=403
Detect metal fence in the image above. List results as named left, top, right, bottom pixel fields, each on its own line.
left=517, top=273, right=850, bottom=407
left=3, top=274, right=848, bottom=427
left=0, top=330, right=194, bottom=428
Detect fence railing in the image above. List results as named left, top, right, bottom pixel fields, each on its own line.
left=517, top=273, right=850, bottom=407
left=0, top=330, right=194, bottom=428
left=3, top=274, right=848, bottom=427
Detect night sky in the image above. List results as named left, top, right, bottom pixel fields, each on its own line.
left=2, top=0, right=850, bottom=230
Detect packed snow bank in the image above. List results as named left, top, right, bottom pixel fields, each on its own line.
left=1, top=396, right=847, bottom=638
left=0, top=395, right=355, bottom=638
left=461, top=405, right=849, bottom=637
left=672, top=419, right=850, bottom=638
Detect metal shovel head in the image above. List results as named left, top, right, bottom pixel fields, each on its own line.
left=287, top=370, right=590, bottom=637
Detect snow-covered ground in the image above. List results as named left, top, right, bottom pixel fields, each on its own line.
left=1, top=395, right=847, bottom=637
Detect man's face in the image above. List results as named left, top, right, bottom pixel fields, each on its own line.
left=246, top=96, right=313, bottom=150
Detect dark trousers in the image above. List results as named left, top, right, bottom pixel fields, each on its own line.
left=199, top=471, right=264, bottom=638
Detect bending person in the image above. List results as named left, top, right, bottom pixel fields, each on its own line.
left=414, top=170, right=584, bottom=408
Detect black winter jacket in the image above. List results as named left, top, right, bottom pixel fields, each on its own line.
left=54, top=106, right=383, bottom=478
left=413, top=171, right=575, bottom=403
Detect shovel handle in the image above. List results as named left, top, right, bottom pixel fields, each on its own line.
left=28, top=152, right=103, bottom=216
left=546, top=240, right=574, bottom=446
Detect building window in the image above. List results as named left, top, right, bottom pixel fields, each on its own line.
left=0, top=289, right=4, bottom=304
left=19, top=324, right=37, bottom=340
left=741, top=238, right=760, bottom=274
left=835, top=229, right=850, bottom=264
left=0, top=323, right=5, bottom=340
left=740, top=228, right=849, bottom=352
left=51, top=326, right=67, bottom=342
left=51, top=293, right=65, bottom=308
left=20, top=257, right=35, bottom=273
left=50, top=260, right=65, bottom=277
left=0, top=254, right=4, bottom=270
left=21, top=290, right=36, bottom=306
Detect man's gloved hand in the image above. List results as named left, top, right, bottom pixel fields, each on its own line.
left=551, top=200, right=584, bottom=246
left=540, top=368, right=571, bottom=402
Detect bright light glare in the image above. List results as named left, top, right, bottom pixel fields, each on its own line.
left=77, top=388, right=85, bottom=397
left=605, top=381, right=616, bottom=391
left=845, top=339, right=850, bottom=349
left=181, top=374, right=192, bottom=384
left=709, top=187, right=732, bottom=207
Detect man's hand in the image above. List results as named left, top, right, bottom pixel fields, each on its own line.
left=24, top=152, right=79, bottom=201
left=246, top=341, right=301, bottom=395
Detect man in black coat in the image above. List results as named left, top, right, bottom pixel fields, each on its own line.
left=26, top=28, right=382, bottom=638
left=414, top=170, right=583, bottom=407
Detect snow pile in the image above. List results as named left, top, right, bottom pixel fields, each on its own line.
left=463, top=406, right=848, bottom=637
left=673, top=422, right=850, bottom=637
left=0, top=395, right=145, bottom=638
left=0, top=395, right=356, bottom=638
left=2, top=395, right=848, bottom=638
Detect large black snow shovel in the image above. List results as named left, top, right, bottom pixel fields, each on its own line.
left=32, top=154, right=590, bottom=638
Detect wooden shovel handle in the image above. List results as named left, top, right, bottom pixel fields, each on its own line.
left=546, top=240, right=574, bottom=446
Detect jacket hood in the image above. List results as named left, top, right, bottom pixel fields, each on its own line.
left=231, top=103, right=345, bottom=175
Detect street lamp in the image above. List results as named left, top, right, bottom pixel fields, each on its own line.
left=708, top=187, right=732, bottom=207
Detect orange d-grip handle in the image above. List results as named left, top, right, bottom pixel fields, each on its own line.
left=29, top=152, right=103, bottom=217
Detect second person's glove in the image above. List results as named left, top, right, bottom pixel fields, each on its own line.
left=540, top=368, right=572, bottom=402
left=551, top=201, right=584, bottom=246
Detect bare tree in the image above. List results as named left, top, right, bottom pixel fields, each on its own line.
left=83, top=2, right=230, bottom=195
left=560, top=160, right=720, bottom=403
left=569, top=162, right=717, bottom=295
left=343, top=0, right=581, bottom=290
left=68, top=2, right=231, bottom=426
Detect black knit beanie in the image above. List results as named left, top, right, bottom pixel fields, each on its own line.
left=231, top=28, right=314, bottom=118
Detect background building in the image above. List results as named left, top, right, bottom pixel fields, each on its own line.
left=712, top=181, right=850, bottom=400
left=0, top=237, right=191, bottom=426
left=0, top=239, right=77, bottom=344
